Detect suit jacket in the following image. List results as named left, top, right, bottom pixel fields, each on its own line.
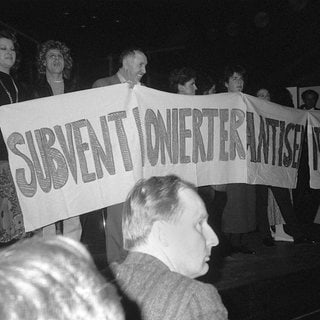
left=90, top=72, right=127, bottom=263
left=92, top=74, right=121, bottom=88
left=112, top=252, right=228, bottom=320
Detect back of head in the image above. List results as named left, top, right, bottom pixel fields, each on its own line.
left=272, top=86, right=294, bottom=108
left=302, top=89, right=319, bottom=100
left=0, top=236, right=124, bottom=320
left=122, top=175, right=195, bottom=250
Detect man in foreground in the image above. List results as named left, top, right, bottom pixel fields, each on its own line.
left=113, top=175, right=228, bottom=320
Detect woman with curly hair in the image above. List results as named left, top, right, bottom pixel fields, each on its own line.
left=33, top=40, right=80, bottom=239
left=33, top=40, right=76, bottom=98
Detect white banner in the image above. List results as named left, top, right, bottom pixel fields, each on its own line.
left=307, top=110, right=320, bottom=188
left=245, top=94, right=307, bottom=187
left=0, top=84, right=312, bottom=231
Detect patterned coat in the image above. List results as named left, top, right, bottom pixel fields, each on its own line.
left=112, top=251, right=228, bottom=320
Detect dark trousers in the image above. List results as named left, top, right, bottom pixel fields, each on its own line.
left=256, top=185, right=304, bottom=239
left=80, top=209, right=107, bottom=255
left=80, top=205, right=127, bottom=264
left=292, top=135, right=320, bottom=224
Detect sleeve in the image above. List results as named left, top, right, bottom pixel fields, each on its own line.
left=92, top=79, right=101, bottom=88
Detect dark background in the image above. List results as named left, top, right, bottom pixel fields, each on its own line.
left=2, top=0, right=320, bottom=92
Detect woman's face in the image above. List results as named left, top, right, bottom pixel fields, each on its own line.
left=44, top=49, right=65, bottom=75
left=257, top=88, right=271, bottom=101
left=225, top=72, right=244, bottom=93
left=178, top=78, right=197, bottom=95
left=0, top=37, right=16, bottom=73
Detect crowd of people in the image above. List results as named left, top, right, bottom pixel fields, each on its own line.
left=0, top=29, right=320, bottom=319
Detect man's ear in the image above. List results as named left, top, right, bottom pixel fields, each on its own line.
left=177, top=83, right=184, bottom=93
left=224, top=82, right=229, bottom=89
left=122, top=56, right=132, bottom=71
left=151, top=220, right=170, bottom=247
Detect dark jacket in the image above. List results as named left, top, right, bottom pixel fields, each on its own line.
left=0, top=72, right=32, bottom=160
left=92, top=74, right=121, bottom=88
left=33, top=77, right=77, bottom=99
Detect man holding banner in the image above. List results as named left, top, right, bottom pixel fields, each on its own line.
left=90, top=48, right=148, bottom=263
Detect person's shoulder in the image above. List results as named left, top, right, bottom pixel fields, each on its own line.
left=160, top=274, right=227, bottom=319
left=183, top=278, right=228, bottom=319
left=92, top=74, right=120, bottom=88
left=150, top=268, right=220, bottom=301
left=190, top=279, right=222, bottom=301
left=174, top=273, right=219, bottom=297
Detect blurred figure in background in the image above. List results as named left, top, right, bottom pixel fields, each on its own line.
left=256, top=88, right=271, bottom=101
left=294, top=88, right=320, bottom=225
left=168, top=67, right=197, bottom=95
left=0, top=236, right=124, bottom=320
left=299, top=89, right=319, bottom=110
left=196, top=72, right=217, bottom=95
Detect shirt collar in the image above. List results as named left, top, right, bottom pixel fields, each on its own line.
left=117, top=71, right=141, bottom=85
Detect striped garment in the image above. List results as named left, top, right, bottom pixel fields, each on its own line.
left=113, top=251, right=228, bottom=320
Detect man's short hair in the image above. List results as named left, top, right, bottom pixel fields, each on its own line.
left=118, top=48, right=145, bottom=67
left=223, top=64, right=247, bottom=84
left=302, top=89, right=319, bottom=101
left=0, top=236, right=124, bottom=320
left=168, top=67, right=197, bottom=93
left=123, top=175, right=196, bottom=250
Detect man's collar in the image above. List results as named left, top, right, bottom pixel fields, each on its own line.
left=116, top=71, right=127, bottom=83
left=117, top=70, right=142, bottom=85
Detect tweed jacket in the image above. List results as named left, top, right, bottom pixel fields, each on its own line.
left=112, top=252, right=228, bottom=320
left=92, top=73, right=121, bottom=88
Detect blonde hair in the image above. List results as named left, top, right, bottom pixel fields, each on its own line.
left=0, top=236, right=124, bottom=320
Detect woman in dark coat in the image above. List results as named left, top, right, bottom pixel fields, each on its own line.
left=0, top=30, right=29, bottom=160
left=32, top=40, right=80, bottom=239
left=0, top=30, right=30, bottom=243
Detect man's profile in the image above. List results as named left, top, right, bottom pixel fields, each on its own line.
left=113, top=175, right=228, bottom=320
